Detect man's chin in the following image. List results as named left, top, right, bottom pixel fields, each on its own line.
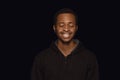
left=60, top=39, right=73, bottom=44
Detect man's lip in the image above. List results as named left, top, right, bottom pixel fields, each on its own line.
left=62, top=33, right=70, bottom=38
left=61, top=32, right=71, bottom=34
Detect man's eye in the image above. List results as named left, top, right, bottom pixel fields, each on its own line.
left=69, top=24, right=74, bottom=27
left=59, top=24, right=64, bottom=27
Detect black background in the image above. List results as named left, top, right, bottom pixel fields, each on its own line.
left=2, top=0, right=119, bottom=80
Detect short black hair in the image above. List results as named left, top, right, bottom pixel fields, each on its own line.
left=53, top=8, right=78, bottom=25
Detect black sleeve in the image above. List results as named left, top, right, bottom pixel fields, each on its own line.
left=86, top=55, right=99, bottom=80
left=31, top=55, right=44, bottom=80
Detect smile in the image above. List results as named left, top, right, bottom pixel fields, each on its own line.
left=62, top=33, right=71, bottom=38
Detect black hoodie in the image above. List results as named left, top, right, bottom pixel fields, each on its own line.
left=31, top=41, right=99, bottom=80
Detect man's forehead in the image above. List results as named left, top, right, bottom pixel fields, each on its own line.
left=57, top=14, right=75, bottom=21
left=57, top=22, right=75, bottom=24
left=57, top=13, right=75, bottom=18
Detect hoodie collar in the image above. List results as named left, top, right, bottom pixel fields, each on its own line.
left=50, top=39, right=84, bottom=56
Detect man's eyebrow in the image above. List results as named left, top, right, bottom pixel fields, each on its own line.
left=57, top=22, right=74, bottom=24
left=57, top=22, right=64, bottom=24
left=68, top=22, right=74, bottom=24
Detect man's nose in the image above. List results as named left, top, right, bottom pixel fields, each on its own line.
left=64, top=25, right=69, bottom=31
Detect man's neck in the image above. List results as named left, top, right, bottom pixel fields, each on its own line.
left=57, top=40, right=77, bottom=57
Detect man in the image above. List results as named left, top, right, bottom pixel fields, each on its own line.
left=31, top=8, right=99, bottom=80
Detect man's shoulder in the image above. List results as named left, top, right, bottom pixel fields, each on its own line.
left=80, top=47, right=97, bottom=60
left=78, top=41, right=96, bottom=57
left=32, top=48, right=52, bottom=65
left=35, top=48, right=51, bottom=58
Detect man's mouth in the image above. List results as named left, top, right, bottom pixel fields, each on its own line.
left=62, top=33, right=71, bottom=38
left=63, top=33, right=69, bottom=38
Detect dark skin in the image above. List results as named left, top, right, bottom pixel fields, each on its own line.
left=53, top=13, right=78, bottom=57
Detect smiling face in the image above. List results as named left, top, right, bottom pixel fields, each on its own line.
left=53, top=13, right=78, bottom=43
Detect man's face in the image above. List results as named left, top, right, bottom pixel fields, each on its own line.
left=53, top=13, right=78, bottom=43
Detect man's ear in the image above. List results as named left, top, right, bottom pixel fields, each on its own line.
left=76, top=25, right=78, bottom=31
left=53, top=25, right=56, bottom=32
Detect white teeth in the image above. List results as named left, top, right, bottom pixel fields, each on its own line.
left=63, top=34, right=69, bottom=38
